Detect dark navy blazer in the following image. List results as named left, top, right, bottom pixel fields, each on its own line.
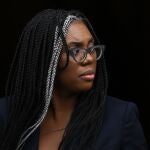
left=0, top=96, right=148, bottom=150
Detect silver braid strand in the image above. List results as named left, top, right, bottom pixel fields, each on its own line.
left=16, top=15, right=80, bottom=150
left=16, top=26, right=61, bottom=150
left=63, top=15, right=78, bottom=36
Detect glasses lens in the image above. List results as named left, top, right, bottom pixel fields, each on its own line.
left=71, top=45, right=104, bottom=63
left=93, top=45, right=103, bottom=60
left=73, top=48, right=86, bottom=62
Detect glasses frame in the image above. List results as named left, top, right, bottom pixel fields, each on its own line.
left=68, top=45, right=105, bottom=63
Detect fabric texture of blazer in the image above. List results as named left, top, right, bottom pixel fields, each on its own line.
left=0, top=96, right=148, bottom=150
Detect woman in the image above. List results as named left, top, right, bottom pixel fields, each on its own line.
left=0, top=9, right=148, bottom=150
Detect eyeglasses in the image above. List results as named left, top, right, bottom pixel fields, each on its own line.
left=68, top=45, right=105, bottom=63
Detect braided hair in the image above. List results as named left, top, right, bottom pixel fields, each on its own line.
left=0, top=9, right=108, bottom=150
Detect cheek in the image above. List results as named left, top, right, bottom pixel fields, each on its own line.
left=57, top=55, right=96, bottom=92
left=58, top=52, right=67, bottom=69
left=57, top=68, right=94, bottom=93
left=58, top=63, right=78, bottom=85
left=56, top=61, right=80, bottom=91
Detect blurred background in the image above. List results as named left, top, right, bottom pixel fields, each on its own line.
left=0, top=0, right=149, bottom=146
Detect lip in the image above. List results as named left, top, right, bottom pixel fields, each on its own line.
left=80, top=70, right=95, bottom=81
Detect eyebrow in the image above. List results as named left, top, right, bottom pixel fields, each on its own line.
left=68, top=37, right=94, bottom=47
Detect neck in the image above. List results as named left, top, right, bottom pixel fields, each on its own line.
left=40, top=85, right=79, bottom=135
left=50, top=88, right=77, bottom=120
left=45, top=86, right=78, bottom=128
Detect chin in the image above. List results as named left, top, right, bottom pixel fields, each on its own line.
left=77, top=82, right=94, bottom=92
left=83, top=86, right=93, bottom=91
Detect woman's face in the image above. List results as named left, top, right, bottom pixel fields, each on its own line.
left=55, top=20, right=97, bottom=93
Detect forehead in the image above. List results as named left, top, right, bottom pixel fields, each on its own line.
left=65, top=20, right=93, bottom=44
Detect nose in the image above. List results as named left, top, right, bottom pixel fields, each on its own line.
left=82, top=53, right=95, bottom=65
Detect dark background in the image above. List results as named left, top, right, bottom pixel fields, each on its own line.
left=0, top=0, right=149, bottom=146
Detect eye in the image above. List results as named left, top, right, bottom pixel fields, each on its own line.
left=71, top=48, right=80, bottom=56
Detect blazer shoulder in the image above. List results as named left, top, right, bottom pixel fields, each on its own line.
left=105, top=95, right=141, bottom=127
left=106, top=95, right=138, bottom=115
left=105, top=96, right=148, bottom=149
left=106, top=95, right=136, bottom=106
